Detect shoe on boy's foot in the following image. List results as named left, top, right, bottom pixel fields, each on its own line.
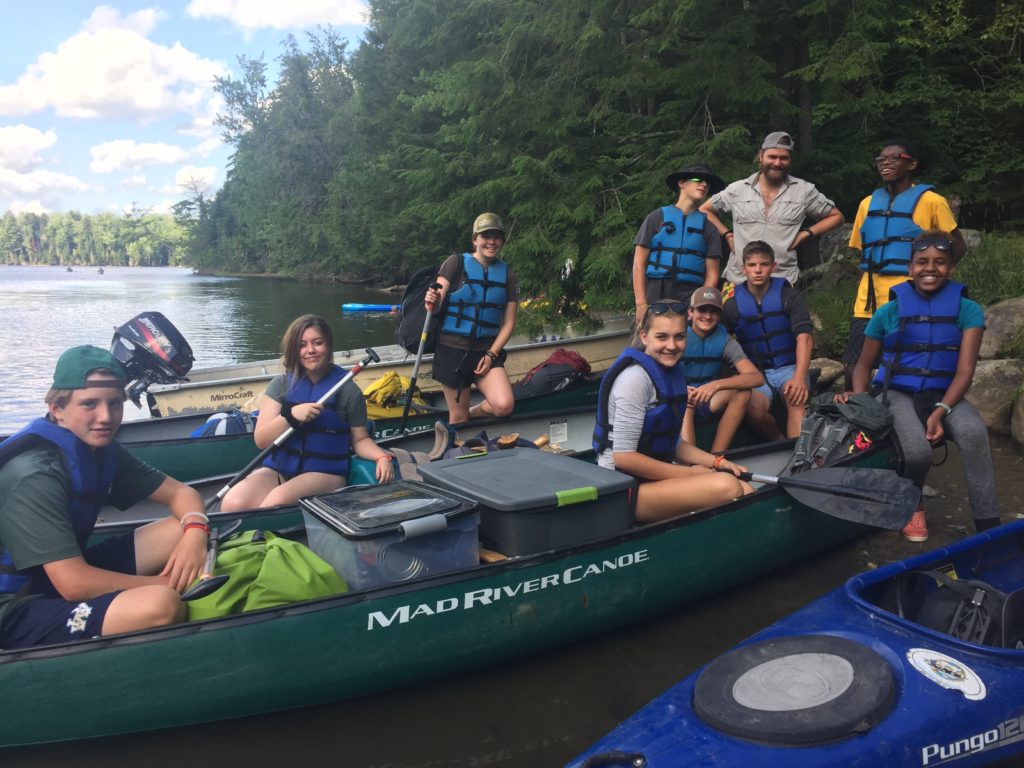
left=902, top=508, right=928, bottom=543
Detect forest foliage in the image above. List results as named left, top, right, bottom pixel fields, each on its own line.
left=10, top=1, right=1024, bottom=316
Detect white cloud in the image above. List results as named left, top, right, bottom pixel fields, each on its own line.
left=186, top=0, right=368, bottom=32
left=152, top=198, right=177, bottom=214
left=0, top=167, right=88, bottom=197
left=0, top=6, right=224, bottom=121
left=172, top=164, right=218, bottom=194
left=0, top=124, right=57, bottom=173
left=9, top=200, right=49, bottom=215
left=192, top=136, right=223, bottom=155
left=121, top=174, right=147, bottom=188
left=90, top=140, right=190, bottom=173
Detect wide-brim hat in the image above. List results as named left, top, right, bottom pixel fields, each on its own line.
left=665, top=164, right=725, bottom=195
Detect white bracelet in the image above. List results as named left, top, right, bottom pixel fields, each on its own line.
left=180, top=511, right=209, bottom=526
left=934, top=401, right=953, bottom=417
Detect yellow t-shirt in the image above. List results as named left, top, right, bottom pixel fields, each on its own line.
left=848, top=188, right=958, bottom=318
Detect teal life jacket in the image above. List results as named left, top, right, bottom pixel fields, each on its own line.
left=263, top=366, right=353, bottom=478
left=873, top=281, right=966, bottom=394
left=859, top=184, right=934, bottom=276
left=683, top=325, right=727, bottom=386
left=646, top=207, right=708, bottom=286
left=593, top=348, right=688, bottom=463
left=732, top=278, right=797, bottom=370
left=0, top=418, right=119, bottom=594
left=441, top=254, right=509, bottom=340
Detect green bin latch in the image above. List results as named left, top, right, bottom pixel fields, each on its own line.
left=555, top=486, right=598, bottom=507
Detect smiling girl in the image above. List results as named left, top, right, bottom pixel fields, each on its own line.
left=593, top=303, right=753, bottom=523
left=221, top=315, right=393, bottom=511
left=838, top=230, right=999, bottom=542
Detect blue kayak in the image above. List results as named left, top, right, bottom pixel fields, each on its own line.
left=570, top=519, right=1024, bottom=768
left=341, top=303, right=399, bottom=312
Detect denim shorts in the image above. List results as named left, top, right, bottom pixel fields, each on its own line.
left=754, top=364, right=810, bottom=403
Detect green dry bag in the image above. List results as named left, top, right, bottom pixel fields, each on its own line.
left=186, top=530, right=348, bottom=621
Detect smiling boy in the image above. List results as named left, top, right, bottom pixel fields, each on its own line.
left=682, top=286, right=764, bottom=452
left=0, top=346, right=207, bottom=649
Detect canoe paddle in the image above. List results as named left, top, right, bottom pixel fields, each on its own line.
left=204, top=348, right=381, bottom=511
left=180, top=519, right=243, bottom=601
left=399, top=284, right=440, bottom=434
left=737, top=467, right=920, bottom=530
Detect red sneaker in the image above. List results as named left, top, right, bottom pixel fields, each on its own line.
left=902, top=507, right=928, bottom=543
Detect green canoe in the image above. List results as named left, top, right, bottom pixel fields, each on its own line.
left=3, top=375, right=601, bottom=483
left=0, top=412, right=899, bottom=748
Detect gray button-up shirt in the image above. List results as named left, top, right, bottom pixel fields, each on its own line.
left=710, top=172, right=836, bottom=285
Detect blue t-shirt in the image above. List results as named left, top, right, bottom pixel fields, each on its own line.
left=864, top=292, right=985, bottom=339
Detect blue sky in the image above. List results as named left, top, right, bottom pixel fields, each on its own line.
left=0, top=1, right=368, bottom=216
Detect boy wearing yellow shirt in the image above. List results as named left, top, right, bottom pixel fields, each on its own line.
left=842, top=139, right=965, bottom=389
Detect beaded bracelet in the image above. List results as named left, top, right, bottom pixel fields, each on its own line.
left=485, top=350, right=499, bottom=362
left=180, top=511, right=209, bottom=527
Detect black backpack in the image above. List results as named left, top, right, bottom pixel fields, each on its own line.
left=395, top=259, right=461, bottom=355
left=783, top=392, right=893, bottom=475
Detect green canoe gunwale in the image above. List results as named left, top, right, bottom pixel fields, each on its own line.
left=0, top=438, right=898, bottom=747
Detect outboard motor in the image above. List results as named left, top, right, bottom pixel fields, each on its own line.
left=110, top=312, right=194, bottom=407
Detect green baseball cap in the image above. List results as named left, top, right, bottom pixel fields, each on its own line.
left=52, top=346, right=127, bottom=389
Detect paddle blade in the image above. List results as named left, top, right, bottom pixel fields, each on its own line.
left=182, top=574, right=229, bottom=602
left=782, top=467, right=920, bottom=531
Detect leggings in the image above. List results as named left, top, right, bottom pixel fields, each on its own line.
left=883, top=390, right=999, bottom=525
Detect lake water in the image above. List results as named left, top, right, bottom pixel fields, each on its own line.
left=0, top=265, right=402, bottom=432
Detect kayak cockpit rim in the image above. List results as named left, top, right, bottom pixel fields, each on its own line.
left=844, top=522, right=1024, bottom=654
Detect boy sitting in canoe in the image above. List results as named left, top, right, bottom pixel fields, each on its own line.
left=0, top=346, right=208, bottom=649
left=682, top=286, right=764, bottom=453
left=721, top=241, right=814, bottom=440
left=593, top=302, right=753, bottom=523
left=837, top=230, right=999, bottom=542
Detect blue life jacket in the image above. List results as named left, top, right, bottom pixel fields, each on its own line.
left=873, top=281, right=966, bottom=393
left=683, top=325, right=728, bottom=386
left=0, top=418, right=119, bottom=594
left=593, top=348, right=688, bottom=463
left=732, top=278, right=797, bottom=370
left=859, top=184, right=934, bottom=276
left=263, top=366, right=353, bottom=478
left=646, top=207, right=708, bottom=285
left=441, top=254, right=509, bottom=340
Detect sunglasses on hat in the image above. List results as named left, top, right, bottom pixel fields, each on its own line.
left=912, top=236, right=954, bottom=252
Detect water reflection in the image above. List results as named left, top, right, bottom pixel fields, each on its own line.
left=0, top=265, right=401, bottom=431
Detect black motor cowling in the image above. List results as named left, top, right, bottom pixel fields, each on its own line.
left=110, top=312, right=194, bottom=406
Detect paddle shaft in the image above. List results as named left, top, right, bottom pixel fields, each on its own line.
left=205, top=349, right=380, bottom=509
left=399, top=287, right=440, bottom=434
left=741, top=470, right=896, bottom=504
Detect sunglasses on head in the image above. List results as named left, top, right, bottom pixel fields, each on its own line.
left=912, top=236, right=954, bottom=252
left=642, top=301, right=687, bottom=327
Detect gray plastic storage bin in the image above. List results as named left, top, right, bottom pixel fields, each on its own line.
left=300, top=481, right=479, bottom=589
left=417, top=448, right=636, bottom=556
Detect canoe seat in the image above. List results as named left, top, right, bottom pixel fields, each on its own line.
left=479, top=547, right=507, bottom=563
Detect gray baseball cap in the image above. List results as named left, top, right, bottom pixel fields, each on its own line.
left=761, top=131, right=795, bottom=152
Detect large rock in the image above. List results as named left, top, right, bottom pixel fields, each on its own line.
left=811, top=357, right=844, bottom=391
left=960, top=228, right=982, bottom=251
left=1013, top=396, right=1024, bottom=448
left=979, top=297, right=1024, bottom=359
left=965, top=359, right=1024, bottom=434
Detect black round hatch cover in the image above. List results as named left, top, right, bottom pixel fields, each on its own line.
left=693, top=635, right=895, bottom=746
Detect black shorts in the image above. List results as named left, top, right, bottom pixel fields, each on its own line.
left=430, top=343, right=507, bottom=390
left=0, top=532, right=136, bottom=649
left=843, top=317, right=871, bottom=366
